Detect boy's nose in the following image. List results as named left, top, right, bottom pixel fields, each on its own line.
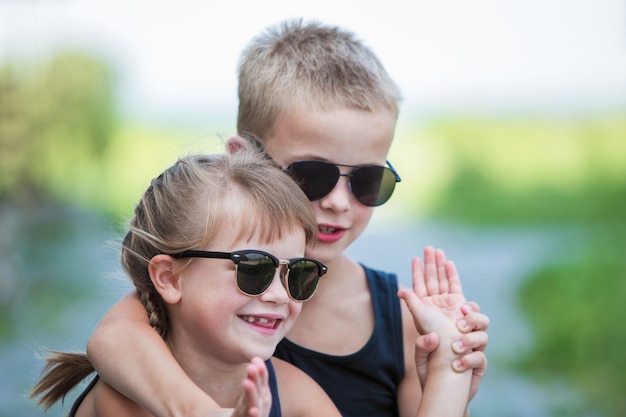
left=320, top=176, right=352, bottom=212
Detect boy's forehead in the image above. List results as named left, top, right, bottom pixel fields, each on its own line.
left=264, top=107, right=395, bottom=166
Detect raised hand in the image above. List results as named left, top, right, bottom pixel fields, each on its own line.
left=228, top=357, right=272, bottom=417
left=399, top=246, right=467, bottom=336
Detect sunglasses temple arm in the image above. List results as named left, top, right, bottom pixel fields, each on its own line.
left=386, top=160, right=401, bottom=182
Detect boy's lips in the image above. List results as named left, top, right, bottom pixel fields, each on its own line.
left=317, top=224, right=346, bottom=243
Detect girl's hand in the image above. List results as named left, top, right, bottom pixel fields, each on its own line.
left=399, top=246, right=467, bottom=336
left=227, top=357, right=272, bottom=417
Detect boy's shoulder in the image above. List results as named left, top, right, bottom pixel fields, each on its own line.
left=359, top=262, right=398, bottom=282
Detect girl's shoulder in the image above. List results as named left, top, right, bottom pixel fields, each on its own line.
left=271, top=358, right=341, bottom=417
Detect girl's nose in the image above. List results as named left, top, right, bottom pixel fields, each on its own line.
left=258, top=265, right=290, bottom=304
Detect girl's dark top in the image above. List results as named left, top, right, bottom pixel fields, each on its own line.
left=68, top=360, right=282, bottom=416
left=274, top=265, right=404, bottom=417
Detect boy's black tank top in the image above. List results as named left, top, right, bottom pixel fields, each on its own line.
left=274, top=265, right=404, bottom=417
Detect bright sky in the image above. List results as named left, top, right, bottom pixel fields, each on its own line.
left=1, top=0, right=625, bottom=125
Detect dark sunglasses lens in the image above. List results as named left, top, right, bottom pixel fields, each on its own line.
left=287, top=161, right=339, bottom=201
left=351, top=166, right=397, bottom=206
left=287, top=261, right=321, bottom=301
left=236, top=253, right=276, bottom=295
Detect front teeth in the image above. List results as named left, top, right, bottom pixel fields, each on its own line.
left=242, top=316, right=272, bottom=324
left=319, top=226, right=336, bottom=233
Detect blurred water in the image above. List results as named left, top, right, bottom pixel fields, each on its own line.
left=0, top=205, right=131, bottom=417
left=0, top=207, right=600, bottom=416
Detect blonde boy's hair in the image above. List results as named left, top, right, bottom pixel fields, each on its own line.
left=237, top=18, right=402, bottom=142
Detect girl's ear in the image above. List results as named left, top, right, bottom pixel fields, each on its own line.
left=149, top=254, right=182, bottom=304
left=227, top=135, right=253, bottom=154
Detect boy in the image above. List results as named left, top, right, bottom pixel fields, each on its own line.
left=87, top=19, right=489, bottom=417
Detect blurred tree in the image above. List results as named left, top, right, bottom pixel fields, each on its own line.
left=0, top=51, right=118, bottom=340
left=0, top=51, right=117, bottom=203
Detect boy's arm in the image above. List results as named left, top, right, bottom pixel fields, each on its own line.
left=91, top=354, right=273, bottom=417
left=86, top=292, right=223, bottom=417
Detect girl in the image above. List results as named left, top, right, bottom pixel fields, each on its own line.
left=31, top=150, right=339, bottom=416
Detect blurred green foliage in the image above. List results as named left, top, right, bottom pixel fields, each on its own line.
left=423, top=116, right=626, bottom=225
left=0, top=51, right=117, bottom=204
left=517, top=226, right=626, bottom=417
left=421, top=116, right=626, bottom=417
left=0, top=51, right=118, bottom=343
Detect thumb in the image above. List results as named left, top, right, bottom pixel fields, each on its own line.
left=415, top=332, right=439, bottom=387
left=398, top=289, right=425, bottom=329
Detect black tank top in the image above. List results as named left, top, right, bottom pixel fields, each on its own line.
left=274, top=265, right=404, bottom=417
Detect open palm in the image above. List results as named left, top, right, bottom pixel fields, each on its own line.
left=401, top=246, right=467, bottom=335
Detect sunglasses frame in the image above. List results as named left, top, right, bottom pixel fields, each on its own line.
left=238, top=136, right=401, bottom=207
left=167, top=249, right=327, bottom=301
left=284, top=160, right=401, bottom=207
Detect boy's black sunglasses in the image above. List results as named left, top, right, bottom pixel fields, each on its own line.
left=168, top=249, right=327, bottom=301
left=283, top=160, right=401, bottom=207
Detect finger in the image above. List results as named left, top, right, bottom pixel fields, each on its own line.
left=247, top=358, right=266, bottom=395
left=415, top=332, right=440, bottom=386
left=254, top=357, right=269, bottom=388
left=452, top=350, right=488, bottom=376
left=247, top=360, right=259, bottom=385
left=423, top=246, right=438, bottom=295
left=398, top=289, right=426, bottom=333
left=435, top=248, right=449, bottom=293
left=416, top=331, right=440, bottom=353
left=411, top=257, right=428, bottom=298
left=461, top=301, right=480, bottom=314
left=248, top=358, right=271, bottom=417
left=458, top=310, right=490, bottom=333
left=453, top=330, right=489, bottom=354
left=397, top=288, right=423, bottom=321
left=241, top=379, right=258, bottom=415
left=446, top=260, right=463, bottom=295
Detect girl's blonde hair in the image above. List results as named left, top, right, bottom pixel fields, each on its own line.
left=31, top=148, right=317, bottom=410
left=237, top=18, right=402, bottom=143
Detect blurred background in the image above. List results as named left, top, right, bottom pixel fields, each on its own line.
left=1, top=1, right=625, bottom=416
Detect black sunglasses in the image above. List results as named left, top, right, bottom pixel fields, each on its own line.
left=284, top=160, right=401, bottom=207
left=168, top=249, right=327, bottom=301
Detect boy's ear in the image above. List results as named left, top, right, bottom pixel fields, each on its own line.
left=227, top=135, right=253, bottom=154
left=149, top=254, right=182, bottom=304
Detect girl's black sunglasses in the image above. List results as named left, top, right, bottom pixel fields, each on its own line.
left=168, top=249, right=327, bottom=301
left=284, top=160, right=401, bottom=207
